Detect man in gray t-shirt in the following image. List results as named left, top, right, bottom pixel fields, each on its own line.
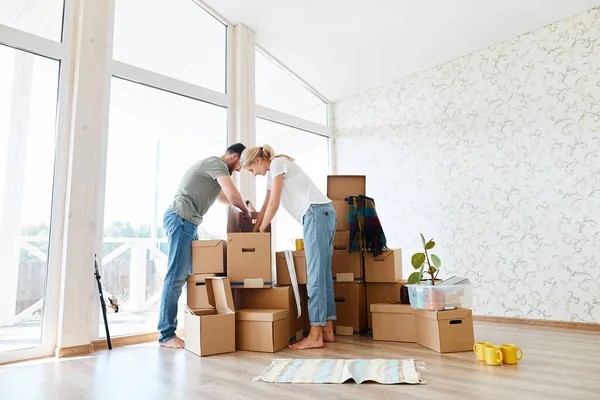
left=158, top=143, right=250, bottom=349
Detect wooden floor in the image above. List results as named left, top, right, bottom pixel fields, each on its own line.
left=1, top=322, right=599, bottom=400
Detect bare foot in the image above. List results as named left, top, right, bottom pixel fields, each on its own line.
left=288, top=337, right=324, bottom=350
left=323, top=329, right=335, bottom=343
left=160, top=337, right=185, bottom=349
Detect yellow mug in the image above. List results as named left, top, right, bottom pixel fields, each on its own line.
left=485, top=345, right=503, bottom=366
left=501, top=344, right=523, bottom=365
left=473, top=342, right=492, bottom=361
left=295, top=239, right=304, bottom=251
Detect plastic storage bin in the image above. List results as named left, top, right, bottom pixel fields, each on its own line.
left=405, top=283, right=473, bottom=310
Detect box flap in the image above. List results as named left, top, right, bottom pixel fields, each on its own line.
left=186, top=273, right=216, bottom=283
left=191, top=240, right=222, bottom=248
left=370, top=303, right=414, bottom=314
left=205, top=277, right=235, bottom=314
left=235, top=308, right=288, bottom=322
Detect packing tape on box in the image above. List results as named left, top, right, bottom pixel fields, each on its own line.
left=284, top=250, right=302, bottom=319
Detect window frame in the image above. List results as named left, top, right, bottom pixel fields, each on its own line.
left=0, top=0, right=75, bottom=364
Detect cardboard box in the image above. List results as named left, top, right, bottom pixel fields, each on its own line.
left=414, top=308, right=474, bottom=353
left=332, top=200, right=349, bottom=231
left=227, top=207, right=271, bottom=233
left=184, top=277, right=236, bottom=357
left=275, top=251, right=307, bottom=285
left=371, top=303, right=416, bottom=342
left=332, top=231, right=364, bottom=283
left=186, top=274, right=216, bottom=309
left=191, top=240, right=226, bottom=274
left=327, top=175, right=366, bottom=201
left=236, top=309, right=289, bottom=352
left=333, top=283, right=367, bottom=336
left=366, top=282, right=404, bottom=328
left=365, top=249, right=403, bottom=283
left=227, top=232, right=272, bottom=288
left=233, top=286, right=308, bottom=343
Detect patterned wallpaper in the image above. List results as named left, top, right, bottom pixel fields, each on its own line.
left=333, top=8, right=600, bottom=323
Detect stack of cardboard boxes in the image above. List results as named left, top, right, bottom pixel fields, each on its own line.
left=371, top=280, right=475, bottom=353
left=185, top=206, right=309, bottom=357
left=327, top=175, right=368, bottom=336
left=183, top=173, right=474, bottom=357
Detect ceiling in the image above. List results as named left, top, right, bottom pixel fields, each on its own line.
left=203, top=0, right=600, bottom=102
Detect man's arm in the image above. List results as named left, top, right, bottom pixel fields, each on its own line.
left=259, top=174, right=283, bottom=232
left=216, top=175, right=251, bottom=219
left=217, top=190, right=230, bottom=205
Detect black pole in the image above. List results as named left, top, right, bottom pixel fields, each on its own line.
left=94, top=254, right=112, bottom=350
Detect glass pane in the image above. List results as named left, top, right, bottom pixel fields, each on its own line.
left=113, top=0, right=226, bottom=92
left=0, top=0, right=65, bottom=42
left=101, top=78, right=227, bottom=338
left=254, top=118, right=329, bottom=251
left=0, top=45, right=59, bottom=353
left=255, top=49, right=328, bottom=125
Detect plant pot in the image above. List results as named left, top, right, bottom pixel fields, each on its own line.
left=424, top=287, right=445, bottom=310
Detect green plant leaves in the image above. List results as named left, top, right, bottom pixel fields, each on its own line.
left=431, top=254, right=441, bottom=269
left=425, top=240, right=435, bottom=250
left=411, top=252, right=425, bottom=269
left=428, top=266, right=437, bottom=274
left=420, top=233, right=426, bottom=246
left=408, top=271, right=422, bottom=284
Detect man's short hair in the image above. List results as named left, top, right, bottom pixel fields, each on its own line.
left=226, top=143, right=246, bottom=156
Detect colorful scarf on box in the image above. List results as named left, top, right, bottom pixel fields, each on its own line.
left=346, top=195, right=388, bottom=256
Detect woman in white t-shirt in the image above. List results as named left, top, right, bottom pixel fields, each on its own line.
left=241, top=145, right=337, bottom=350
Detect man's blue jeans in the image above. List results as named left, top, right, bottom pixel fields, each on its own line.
left=157, top=208, right=198, bottom=343
left=303, top=203, right=337, bottom=326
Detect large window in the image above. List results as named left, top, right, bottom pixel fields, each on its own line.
left=0, top=45, right=60, bottom=353
left=254, top=119, right=329, bottom=251
left=113, top=0, right=227, bottom=93
left=101, top=78, right=227, bottom=338
left=0, top=0, right=65, bottom=42
left=255, top=49, right=328, bottom=125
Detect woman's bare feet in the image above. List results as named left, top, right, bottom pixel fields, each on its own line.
left=323, top=321, right=335, bottom=343
left=160, top=336, right=185, bottom=349
left=288, top=326, right=327, bottom=350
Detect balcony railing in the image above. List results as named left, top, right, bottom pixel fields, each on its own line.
left=14, top=236, right=169, bottom=324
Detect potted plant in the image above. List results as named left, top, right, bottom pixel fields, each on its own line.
left=407, top=233, right=443, bottom=310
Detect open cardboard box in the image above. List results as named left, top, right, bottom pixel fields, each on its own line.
left=186, top=274, right=216, bottom=309
left=191, top=240, right=226, bottom=274
left=227, top=207, right=273, bottom=288
left=184, top=277, right=236, bottom=357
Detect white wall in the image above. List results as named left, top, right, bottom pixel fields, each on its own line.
left=333, top=7, right=600, bottom=323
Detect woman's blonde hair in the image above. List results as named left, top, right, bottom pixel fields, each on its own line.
left=240, top=144, right=294, bottom=167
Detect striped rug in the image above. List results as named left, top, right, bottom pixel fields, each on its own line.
left=253, top=358, right=425, bottom=385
